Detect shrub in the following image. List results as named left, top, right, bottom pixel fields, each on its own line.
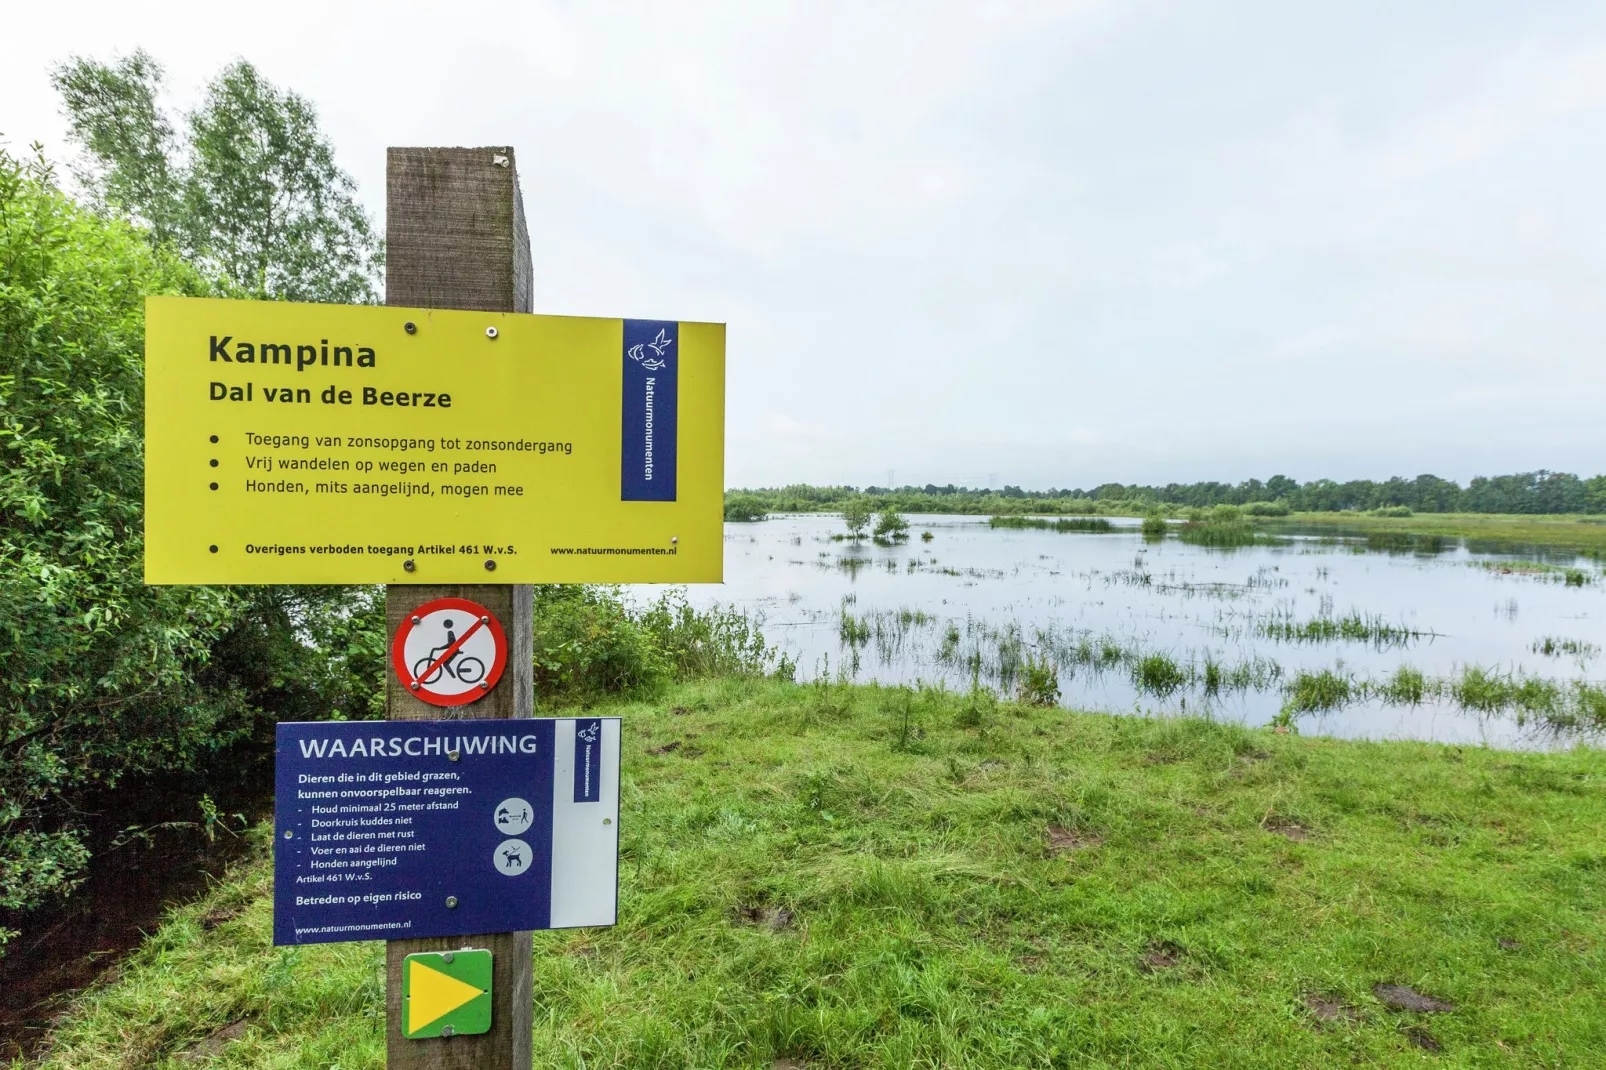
left=1017, top=656, right=1060, bottom=706
left=0, top=149, right=237, bottom=925
left=531, top=586, right=670, bottom=700
left=841, top=497, right=874, bottom=539
left=873, top=510, right=910, bottom=542
left=531, top=586, right=790, bottom=703
left=723, top=494, right=767, bottom=522
left=1140, top=512, right=1168, bottom=537
left=1243, top=501, right=1290, bottom=517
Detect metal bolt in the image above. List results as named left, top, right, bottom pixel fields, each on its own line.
left=404, top=321, right=416, bottom=334
left=403, top=559, right=416, bottom=572
left=448, top=750, right=460, bottom=762
left=445, top=895, right=458, bottom=909
left=484, top=558, right=496, bottom=571
left=603, top=818, right=612, bottom=826
left=671, top=536, right=679, bottom=544
left=441, top=1025, right=457, bottom=1038
left=479, top=615, right=489, bottom=624
left=410, top=681, right=420, bottom=691
left=441, top=951, right=455, bottom=964
left=411, top=615, right=422, bottom=625
left=479, top=681, right=490, bottom=690
left=485, top=326, right=499, bottom=339
left=284, top=829, right=294, bottom=839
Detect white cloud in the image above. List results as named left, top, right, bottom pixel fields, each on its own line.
left=3, top=0, right=1603, bottom=488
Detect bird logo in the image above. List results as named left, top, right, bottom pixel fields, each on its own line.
left=578, top=724, right=601, bottom=744
left=627, top=329, right=674, bottom=371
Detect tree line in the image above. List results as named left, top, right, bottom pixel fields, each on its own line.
left=728, top=470, right=1606, bottom=519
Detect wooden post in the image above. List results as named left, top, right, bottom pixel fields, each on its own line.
left=383, top=146, right=534, bottom=1069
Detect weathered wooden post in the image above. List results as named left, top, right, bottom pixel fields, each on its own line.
left=382, top=145, right=535, bottom=1069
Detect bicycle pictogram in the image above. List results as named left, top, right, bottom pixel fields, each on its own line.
left=392, top=597, right=508, bottom=707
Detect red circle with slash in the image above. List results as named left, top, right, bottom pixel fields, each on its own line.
left=392, top=597, right=508, bottom=707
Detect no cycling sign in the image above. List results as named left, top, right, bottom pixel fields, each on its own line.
left=393, top=597, right=507, bottom=706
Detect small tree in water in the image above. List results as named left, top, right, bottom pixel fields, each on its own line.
left=841, top=497, right=874, bottom=539
left=873, top=510, right=910, bottom=543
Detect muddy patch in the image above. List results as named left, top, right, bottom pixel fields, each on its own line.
left=1303, top=993, right=1361, bottom=1026
left=648, top=738, right=702, bottom=757
left=1046, top=825, right=1104, bottom=854
left=1498, top=937, right=1520, bottom=951
left=1401, top=1025, right=1443, bottom=1052
left=1138, top=940, right=1184, bottom=973
left=178, top=1020, right=249, bottom=1062
left=734, top=904, right=796, bottom=932
left=1373, top=983, right=1455, bottom=1013
left=1264, top=816, right=1310, bottom=841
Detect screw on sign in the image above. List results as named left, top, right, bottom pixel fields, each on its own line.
left=393, top=597, right=508, bottom=706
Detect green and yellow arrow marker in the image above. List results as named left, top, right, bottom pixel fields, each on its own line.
left=402, top=949, right=493, bottom=1039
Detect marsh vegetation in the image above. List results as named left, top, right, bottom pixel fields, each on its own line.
left=670, top=513, right=1606, bottom=747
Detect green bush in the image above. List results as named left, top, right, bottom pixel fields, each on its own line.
left=0, top=149, right=237, bottom=923
left=532, top=586, right=787, bottom=703
left=873, top=509, right=910, bottom=542
left=1140, top=512, right=1168, bottom=537
left=1243, top=500, right=1290, bottom=517
left=723, top=494, right=767, bottom=522
left=1016, top=656, right=1060, bottom=706
left=0, top=151, right=388, bottom=945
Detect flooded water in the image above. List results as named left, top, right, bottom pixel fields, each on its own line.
left=651, top=514, right=1606, bottom=748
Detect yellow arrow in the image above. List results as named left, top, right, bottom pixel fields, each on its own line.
left=407, top=958, right=486, bottom=1034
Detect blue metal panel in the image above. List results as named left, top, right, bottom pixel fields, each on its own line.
left=621, top=319, right=678, bottom=501
left=273, top=718, right=554, bottom=945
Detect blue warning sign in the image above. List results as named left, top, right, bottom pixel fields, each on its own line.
left=273, top=717, right=619, bottom=946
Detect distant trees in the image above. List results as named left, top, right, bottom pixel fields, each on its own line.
left=730, top=470, right=1606, bottom=518
left=723, top=494, right=767, bottom=522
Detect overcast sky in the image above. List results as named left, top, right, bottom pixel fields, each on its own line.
left=7, top=1, right=1604, bottom=489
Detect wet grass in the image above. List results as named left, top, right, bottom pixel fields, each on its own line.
left=1533, top=637, right=1599, bottom=660
left=1260, top=511, right=1606, bottom=555
left=1474, top=560, right=1596, bottom=586
left=1257, top=610, right=1429, bottom=649
left=988, top=515, right=1116, bottom=533
left=26, top=676, right=1606, bottom=1068
left=1277, top=665, right=1606, bottom=734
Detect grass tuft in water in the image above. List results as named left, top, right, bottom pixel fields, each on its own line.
left=989, top=515, right=1115, bottom=533
left=1257, top=610, right=1428, bottom=649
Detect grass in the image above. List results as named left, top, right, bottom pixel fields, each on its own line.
left=988, top=516, right=1115, bottom=534
left=1257, top=610, right=1429, bottom=649
left=22, top=676, right=1606, bottom=1067
left=1475, top=560, right=1596, bottom=587
left=1259, top=511, right=1606, bottom=555
left=1276, top=665, right=1606, bottom=733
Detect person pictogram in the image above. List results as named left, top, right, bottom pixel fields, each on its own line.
left=412, top=617, right=486, bottom=685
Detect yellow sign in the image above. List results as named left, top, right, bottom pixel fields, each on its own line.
left=144, top=296, right=724, bottom=583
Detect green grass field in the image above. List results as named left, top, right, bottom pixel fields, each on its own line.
left=21, top=677, right=1606, bottom=1068
left=1261, top=511, right=1606, bottom=554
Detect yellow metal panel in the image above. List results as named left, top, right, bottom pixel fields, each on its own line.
left=144, top=296, right=724, bottom=584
